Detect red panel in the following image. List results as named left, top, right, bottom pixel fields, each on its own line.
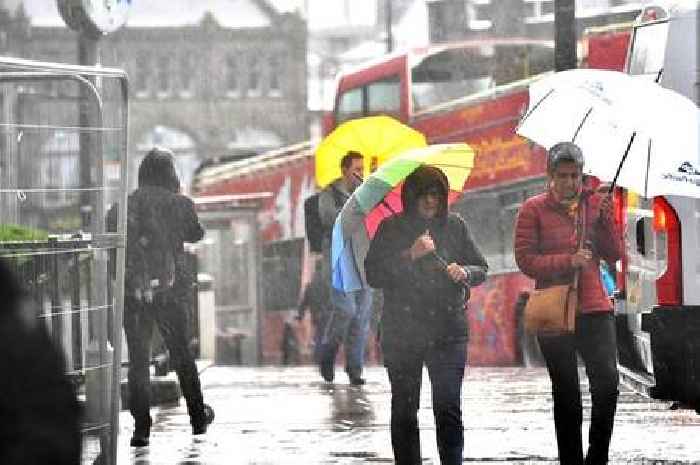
left=587, top=31, right=631, bottom=71
left=467, top=273, right=534, bottom=366
left=198, top=156, right=315, bottom=243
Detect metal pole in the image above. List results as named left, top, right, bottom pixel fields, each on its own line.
left=386, top=0, right=393, bottom=53
left=554, top=0, right=577, bottom=71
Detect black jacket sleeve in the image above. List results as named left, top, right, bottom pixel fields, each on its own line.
left=455, top=215, right=488, bottom=287
left=175, top=195, right=204, bottom=243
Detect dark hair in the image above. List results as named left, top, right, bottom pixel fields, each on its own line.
left=547, top=142, right=584, bottom=173
left=340, top=150, right=363, bottom=170
left=138, top=147, right=180, bottom=192
left=401, top=165, right=449, bottom=218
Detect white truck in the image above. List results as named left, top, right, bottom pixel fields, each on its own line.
left=615, top=1, right=700, bottom=412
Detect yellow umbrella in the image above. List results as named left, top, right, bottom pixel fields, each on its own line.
left=315, top=115, right=427, bottom=188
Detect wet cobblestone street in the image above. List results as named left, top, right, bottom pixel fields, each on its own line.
left=117, top=366, right=700, bottom=464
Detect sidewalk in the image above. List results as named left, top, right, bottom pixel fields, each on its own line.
left=116, top=365, right=700, bottom=464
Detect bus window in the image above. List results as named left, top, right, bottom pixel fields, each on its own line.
left=411, top=48, right=494, bottom=111
left=411, top=44, right=553, bottom=112
left=336, top=87, right=364, bottom=123
left=627, top=21, right=669, bottom=78
left=367, top=76, right=401, bottom=115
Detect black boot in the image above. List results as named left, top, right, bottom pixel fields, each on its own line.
left=130, top=424, right=150, bottom=447
left=192, top=403, right=215, bottom=435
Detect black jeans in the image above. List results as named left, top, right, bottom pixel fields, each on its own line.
left=537, top=312, right=619, bottom=465
left=385, top=339, right=466, bottom=465
left=124, top=293, right=206, bottom=432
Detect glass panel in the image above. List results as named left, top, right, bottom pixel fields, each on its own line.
left=628, top=22, right=669, bottom=78
left=226, top=54, right=239, bottom=94
left=157, top=55, right=171, bottom=94
left=248, top=55, right=260, bottom=95
left=336, top=87, right=363, bottom=123
left=411, top=44, right=554, bottom=111
left=367, top=77, right=401, bottom=113
left=199, top=224, right=250, bottom=308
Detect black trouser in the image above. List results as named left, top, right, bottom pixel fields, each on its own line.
left=537, top=312, right=619, bottom=465
left=385, top=339, right=466, bottom=465
left=124, top=293, right=206, bottom=432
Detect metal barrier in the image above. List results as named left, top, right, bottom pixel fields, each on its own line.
left=0, top=57, right=128, bottom=465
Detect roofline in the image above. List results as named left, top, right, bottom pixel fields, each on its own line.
left=338, top=37, right=555, bottom=79
left=194, top=141, right=314, bottom=189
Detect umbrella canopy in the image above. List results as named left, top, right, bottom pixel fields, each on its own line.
left=517, top=68, right=700, bottom=198
left=331, top=144, right=475, bottom=292
left=315, top=115, right=427, bottom=188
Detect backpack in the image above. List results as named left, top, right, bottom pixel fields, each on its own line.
left=304, top=186, right=347, bottom=253
left=125, top=191, right=178, bottom=303
left=303, top=193, right=323, bottom=253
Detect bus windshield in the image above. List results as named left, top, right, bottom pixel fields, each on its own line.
left=411, top=43, right=554, bottom=111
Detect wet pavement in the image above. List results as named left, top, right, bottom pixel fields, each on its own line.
left=115, top=366, right=700, bottom=464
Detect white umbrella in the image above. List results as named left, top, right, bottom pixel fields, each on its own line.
left=517, top=69, right=700, bottom=198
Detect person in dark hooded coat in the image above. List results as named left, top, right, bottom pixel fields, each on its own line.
left=365, top=165, right=488, bottom=465
left=122, top=147, right=213, bottom=447
left=0, top=259, right=80, bottom=465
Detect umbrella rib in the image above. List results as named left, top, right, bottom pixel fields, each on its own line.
left=516, top=88, right=555, bottom=131
left=610, top=131, right=637, bottom=193
left=572, top=107, right=593, bottom=143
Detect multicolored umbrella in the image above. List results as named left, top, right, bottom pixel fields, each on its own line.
left=315, top=115, right=427, bottom=188
left=331, top=144, right=475, bottom=292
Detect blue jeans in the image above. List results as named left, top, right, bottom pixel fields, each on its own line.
left=386, top=339, right=466, bottom=465
left=320, top=287, right=373, bottom=374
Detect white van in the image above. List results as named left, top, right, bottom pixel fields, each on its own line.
left=615, top=1, right=700, bottom=412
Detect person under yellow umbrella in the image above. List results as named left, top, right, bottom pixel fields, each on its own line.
left=313, top=116, right=426, bottom=385
left=315, top=115, right=427, bottom=187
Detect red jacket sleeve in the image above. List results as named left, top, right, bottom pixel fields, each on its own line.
left=514, top=199, right=574, bottom=281
left=590, top=194, right=623, bottom=266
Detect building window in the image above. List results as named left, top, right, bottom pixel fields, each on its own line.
left=179, top=54, right=194, bottom=97
left=248, top=55, right=260, bottom=97
left=157, top=56, right=171, bottom=97
left=469, top=0, right=492, bottom=30
left=226, top=54, right=239, bottom=97
left=268, top=54, right=282, bottom=97
left=524, top=0, right=554, bottom=20
left=134, top=52, right=150, bottom=97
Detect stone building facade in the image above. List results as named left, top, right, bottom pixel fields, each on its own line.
left=0, top=0, right=308, bottom=190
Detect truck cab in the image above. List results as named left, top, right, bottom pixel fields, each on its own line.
left=615, top=2, right=700, bottom=410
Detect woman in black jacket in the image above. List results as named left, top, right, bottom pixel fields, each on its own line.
left=365, top=166, right=488, bottom=465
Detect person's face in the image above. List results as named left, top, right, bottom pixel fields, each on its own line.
left=342, top=158, right=364, bottom=190
left=549, top=161, right=582, bottom=201
left=416, top=186, right=442, bottom=219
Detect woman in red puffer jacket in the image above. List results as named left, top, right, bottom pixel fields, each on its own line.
left=514, top=142, right=622, bottom=465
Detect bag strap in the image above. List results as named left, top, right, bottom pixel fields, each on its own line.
left=572, top=195, right=589, bottom=290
